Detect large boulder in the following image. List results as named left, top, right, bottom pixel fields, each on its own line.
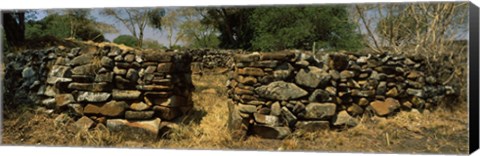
left=255, top=81, right=308, bottom=101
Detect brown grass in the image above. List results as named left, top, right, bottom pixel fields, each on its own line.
left=1, top=74, right=469, bottom=154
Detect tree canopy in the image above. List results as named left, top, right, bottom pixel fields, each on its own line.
left=113, top=35, right=138, bottom=47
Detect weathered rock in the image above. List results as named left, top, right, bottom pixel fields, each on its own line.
left=295, top=66, right=330, bottom=88
left=145, top=66, right=157, bottom=73
left=340, top=70, right=355, bottom=79
left=237, top=67, right=264, bottom=76
left=124, top=54, right=135, bottom=62
left=100, top=100, right=128, bottom=117
left=386, top=87, right=399, bottom=97
left=255, top=81, right=308, bottom=100
left=95, top=72, right=113, bottom=82
left=77, top=92, right=111, bottom=102
left=157, top=63, right=173, bottom=73
left=84, top=104, right=102, bottom=115
left=234, top=53, right=260, bottom=62
left=281, top=107, right=297, bottom=127
left=112, top=90, right=142, bottom=100
left=358, top=98, right=369, bottom=106
left=252, top=125, right=291, bottom=139
left=237, top=76, right=257, bottom=85
left=234, top=87, right=254, bottom=95
left=227, top=101, right=248, bottom=140
left=75, top=116, right=95, bottom=131
left=113, top=67, right=127, bottom=75
left=22, top=67, right=35, bottom=78
left=370, top=98, right=401, bottom=116
left=125, top=111, right=155, bottom=120
left=407, top=71, right=422, bottom=79
left=304, top=103, right=336, bottom=120
left=254, top=113, right=280, bottom=126
left=130, top=102, right=150, bottom=111
left=295, top=121, right=330, bottom=132
left=406, top=88, right=425, bottom=97
left=71, top=64, right=98, bottom=75
left=238, top=104, right=257, bottom=114
left=68, top=103, right=84, bottom=117
left=70, top=54, right=94, bottom=66
left=126, top=68, right=139, bottom=82
left=100, top=56, right=114, bottom=68
left=270, top=102, right=281, bottom=116
left=106, top=118, right=161, bottom=139
left=152, top=106, right=181, bottom=120
left=41, top=98, right=56, bottom=108
left=377, top=81, right=387, bottom=95
left=144, top=52, right=173, bottom=62
left=332, top=110, right=358, bottom=127
left=309, top=89, right=331, bottom=102
left=273, top=62, right=294, bottom=80
left=48, top=65, right=72, bottom=78
left=68, top=82, right=109, bottom=92
left=55, top=94, right=75, bottom=109
left=347, top=104, right=364, bottom=116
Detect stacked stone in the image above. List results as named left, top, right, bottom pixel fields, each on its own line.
left=227, top=51, right=455, bottom=139
left=32, top=44, right=194, bottom=139
left=189, top=49, right=234, bottom=74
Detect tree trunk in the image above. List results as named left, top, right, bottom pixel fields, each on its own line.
left=2, top=12, right=25, bottom=48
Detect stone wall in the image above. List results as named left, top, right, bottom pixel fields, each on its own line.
left=5, top=42, right=194, bottom=139
left=189, top=49, right=234, bottom=74
left=226, top=51, right=456, bottom=139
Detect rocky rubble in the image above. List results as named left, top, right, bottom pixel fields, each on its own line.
left=227, top=51, right=456, bottom=139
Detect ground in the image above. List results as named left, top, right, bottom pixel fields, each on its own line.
left=1, top=73, right=469, bottom=154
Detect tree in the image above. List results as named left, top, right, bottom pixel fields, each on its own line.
left=161, top=9, right=184, bottom=49
left=25, top=11, right=117, bottom=42
left=102, top=8, right=165, bottom=47
left=249, top=5, right=363, bottom=51
left=2, top=11, right=25, bottom=47
left=201, top=8, right=255, bottom=49
left=113, top=35, right=138, bottom=47
left=178, top=8, right=220, bottom=49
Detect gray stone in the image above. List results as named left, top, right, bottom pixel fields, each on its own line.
left=112, top=89, right=142, bottom=100
left=295, top=66, right=330, bottom=88
left=135, top=55, right=143, bottom=63
left=95, top=72, right=113, bottom=82
left=227, top=101, right=248, bottom=140
left=77, top=92, right=111, bottom=102
left=106, top=118, right=161, bottom=139
left=332, top=110, right=358, bottom=127
left=126, top=68, right=139, bottom=82
left=100, top=56, right=114, bottom=68
left=281, top=107, right=297, bottom=127
left=308, top=89, right=331, bottom=102
left=252, top=125, right=291, bottom=139
left=406, top=88, right=425, bottom=97
left=304, top=103, right=336, bottom=120
left=75, top=116, right=94, bottom=131
left=22, top=67, right=35, bottom=78
left=145, top=66, right=157, bottom=73
left=270, top=102, right=281, bottom=116
left=70, top=54, right=94, bottom=66
left=114, top=55, right=123, bottom=61
left=238, top=104, right=257, bottom=114
left=377, top=81, right=387, bottom=95
left=68, top=103, right=84, bottom=117
left=41, top=98, right=56, bottom=108
left=125, top=111, right=155, bottom=120
left=255, top=81, right=308, bottom=101
left=273, top=62, right=294, bottom=80
left=254, top=113, right=280, bottom=126
left=295, top=121, right=330, bottom=132
left=71, top=64, right=98, bottom=75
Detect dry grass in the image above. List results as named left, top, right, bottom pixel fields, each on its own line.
left=1, top=73, right=469, bottom=154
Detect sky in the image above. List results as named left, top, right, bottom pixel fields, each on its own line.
left=34, top=7, right=180, bottom=46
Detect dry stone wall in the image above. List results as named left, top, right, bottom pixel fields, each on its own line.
left=226, top=51, right=456, bottom=139
left=5, top=42, right=194, bottom=139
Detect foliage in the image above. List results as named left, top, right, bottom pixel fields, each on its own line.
left=25, top=10, right=117, bottom=42
left=177, top=8, right=220, bottom=49
left=201, top=8, right=255, bottom=49
left=113, top=35, right=138, bottom=47
left=142, top=39, right=165, bottom=49
left=250, top=5, right=363, bottom=51
left=102, top=8, right=165, bottom=47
